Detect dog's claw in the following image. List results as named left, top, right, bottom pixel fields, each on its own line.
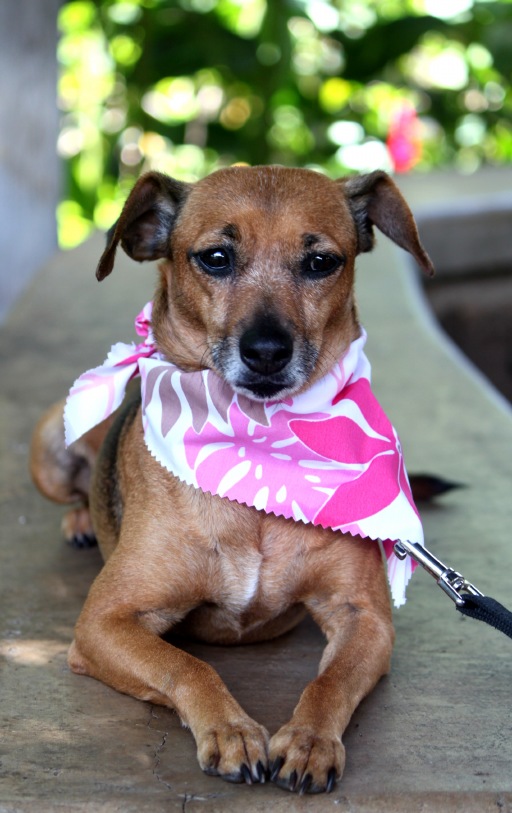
left=299, top=773, right=312, bottom=795
left=269, top=724, right=345, bottom=794
left=326, top=766, right=337, bottom=793
left=270, top=756, right=284, bottom=782
left=68, top=533, right=97, bottom=550
left=198, top=720, right=269, bottom=786
left=256, top=760, right=266, bottom=783
left=240, top=763, right=253, bottom=785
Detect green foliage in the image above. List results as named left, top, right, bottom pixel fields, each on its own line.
left=57, top=0, right=512, bottom=247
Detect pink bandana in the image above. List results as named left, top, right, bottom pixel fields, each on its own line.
left=65, top=302, right=422, bottom=607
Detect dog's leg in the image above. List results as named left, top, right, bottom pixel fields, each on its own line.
left=30, top=400, right=112, bottom=544
left=269, top=537, right=394, bottom=794
left=68, top=518, right=269, bottom=785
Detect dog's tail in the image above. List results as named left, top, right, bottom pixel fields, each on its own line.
left=409, top=473, right=465, bottom=503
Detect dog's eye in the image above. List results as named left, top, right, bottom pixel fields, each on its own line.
left=303, top=253, right=342, bottom=279
left=195, top=248, right=232, bottom=276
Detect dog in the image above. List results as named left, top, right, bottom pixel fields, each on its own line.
left=31, top=166, right=434, bottom=794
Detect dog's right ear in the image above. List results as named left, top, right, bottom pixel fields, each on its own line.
left=96, top=172, right=190, bottom=281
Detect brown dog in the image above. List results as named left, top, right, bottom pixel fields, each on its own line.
left=31, top=166, right=433, bottom=794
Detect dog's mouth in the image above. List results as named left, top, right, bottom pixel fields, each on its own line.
left=212, top=347, right=305, bottom=401
left=232, top=376, right=298, bottom=402
left=211, top=319, right=318, bottom=403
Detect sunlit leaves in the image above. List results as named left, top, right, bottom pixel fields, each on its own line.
left=109, top=34, right=143, bottom=66
left=327, top=120, right=365, bottom=145
left=143, top=77, right=199, bottom=123
left=319, top=77, right=353, bottom=113
left=220, top=97, right=252, bottom=129
left=58, top=32, right=114, bottom=110
left=269, top=106, right=315, bottom=155
left=402, top=34, right=469, bottom=90
left=423, top=0, right=473, bottom=21
left=59, top=1, right=96, bottom=33
left=57, top=201, right=94, bottom=248
left=288, top=16, right=344, bottom=76
left=57, top=0, right=512, bottom=249
left=215, top=0, right=267, bottom=38
left=107, top=2, right=144, bottom=25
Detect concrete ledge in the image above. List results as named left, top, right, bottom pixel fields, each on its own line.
left=411, top=191, right=512, bottom=278
left=1, top=171, right=512, bottom=811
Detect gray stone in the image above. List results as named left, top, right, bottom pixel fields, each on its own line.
left=1, top=171, right=512, bottom=811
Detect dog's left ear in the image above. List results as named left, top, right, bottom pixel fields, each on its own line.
left=340, top=170, right=434, bottom=276
left=96, top=172, right=190, bottom=281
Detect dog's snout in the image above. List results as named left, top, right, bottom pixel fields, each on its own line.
left=239, top=321, right=293, bottom=376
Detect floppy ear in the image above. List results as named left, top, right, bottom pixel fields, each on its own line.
left=340, top=170, right=434, bottom=276
left=96, top=172, right=190, bottom=281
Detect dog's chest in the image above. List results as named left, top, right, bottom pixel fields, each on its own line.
left=206, top=515, right=302, bottom=618
left=216, top=546, right=264, bottom=610
left=187, top=538, right=302, bottom=644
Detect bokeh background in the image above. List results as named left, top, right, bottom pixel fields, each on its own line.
left=1, top=0, right=511, bottom=367
left=56, top=0, right=512, bottom=247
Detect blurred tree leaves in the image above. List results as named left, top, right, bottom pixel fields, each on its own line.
left=57, top=0, right=512, bottom=247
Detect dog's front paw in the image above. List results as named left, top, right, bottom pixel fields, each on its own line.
left=197, top=719, right=269, bottom=785
left=269, top=724, right=345, bottom=794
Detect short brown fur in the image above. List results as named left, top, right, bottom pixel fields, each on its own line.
left=31, top=165, right=433, bottom=794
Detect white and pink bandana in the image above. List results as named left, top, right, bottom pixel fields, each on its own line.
left=65, top=302, right=422, bottom=607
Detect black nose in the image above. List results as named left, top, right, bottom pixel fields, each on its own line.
left=239, top=320, right=294, bottom=376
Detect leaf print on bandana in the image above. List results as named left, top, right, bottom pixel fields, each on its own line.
left=191, top=397, right=357, bottom=520
left=289, top=415, right=392, bottom=465
left=315, top=452, right=400, bottom=527
left=341, top=378, right=419, bottom=516
left=180, top=371, right=210, bottom=433
left=237, top=394, right=270, bottom=426
left=159, top=370, right=186, bottom=438
left=206, top=371, right=234, bottom=425
left=143, top=365, right=169, bottom=411
left=288, top=376, right=420, bottom=527
left=66, top=302, right=423, bottom=609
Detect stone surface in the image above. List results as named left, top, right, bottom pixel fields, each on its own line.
left=1, top=172, right=512, bottom=812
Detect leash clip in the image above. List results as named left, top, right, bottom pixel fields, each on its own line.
left=393, top=540, right=483, bottom=607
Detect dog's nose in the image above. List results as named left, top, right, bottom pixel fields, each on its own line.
left=239, top=321, right=293, bottom=376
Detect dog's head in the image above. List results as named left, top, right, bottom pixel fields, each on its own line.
left=97, top=166, right=433, bottom=400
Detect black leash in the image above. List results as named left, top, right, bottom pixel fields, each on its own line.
left=394, top=540, right=512, bottom=641
left=456, top=594, right=512, bottom=638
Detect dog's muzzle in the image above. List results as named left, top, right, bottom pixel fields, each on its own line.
left=230, top=315, right=296, bottom=400
left=239, top=321, right=294, bottom=377
left=212, top=314, right=317, bottom=401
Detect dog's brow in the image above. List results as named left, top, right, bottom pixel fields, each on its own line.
left=303, top=233, right=322, bottom=249
left=220, top=223, right=241, bottom=242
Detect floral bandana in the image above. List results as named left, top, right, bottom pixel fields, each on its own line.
left=64, top=301, right=422, bottom=607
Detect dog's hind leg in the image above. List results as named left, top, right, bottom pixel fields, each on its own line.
left=30, top=399, right=112, bottom=546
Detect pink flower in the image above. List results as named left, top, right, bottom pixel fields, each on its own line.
left=387, top=103, right=422, bottom=173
